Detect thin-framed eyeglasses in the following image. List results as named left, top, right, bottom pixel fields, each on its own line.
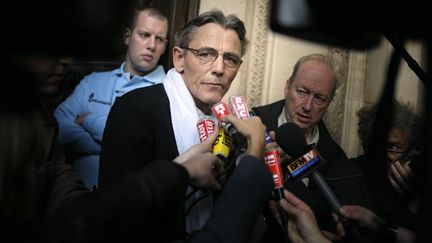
left=181, top=46, right=243, bottom=68
left=290, top=86, right=330, bottom=105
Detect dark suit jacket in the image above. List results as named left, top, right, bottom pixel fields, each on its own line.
left=252, top=100, right=348, bottom=239
left=99, top=84, right=182, bottom=241
left=99, top=84, right=179, bottom=188
left=252, top=100, right=347, bottom=171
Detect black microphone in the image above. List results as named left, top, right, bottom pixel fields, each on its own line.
left=276, top=122, right=363, bottom=242
left=275, top=122, right=342, bottom=214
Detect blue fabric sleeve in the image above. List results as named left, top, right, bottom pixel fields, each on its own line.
left=82, top=113, right=107, bottom=142
left=54, top=76, right=101, bottom=154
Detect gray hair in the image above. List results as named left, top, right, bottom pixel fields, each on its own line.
left=175, top=9, right=248, bottom=56
left=288, top=53, right=337, bottom=98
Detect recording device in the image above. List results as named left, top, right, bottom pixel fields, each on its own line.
left=396, top=143, right=422, bottom=166
left=212, top=101, right=247, bottom=156
left=276, top=122, right=365, bottom=242
left=196, top=115, right=232, bottom=162
left=197, top=115, right=217, bottom=142
left=229, top=95, right=251, bottom=119
left=213, top=127, right=233, bottom=161
left=263, top=134, right=289, bottom=232
left=229, top=95, right=289, bottom=231
left=275, top=122, right=342, bottom=214
left=228, top=95, right=286, bottom=196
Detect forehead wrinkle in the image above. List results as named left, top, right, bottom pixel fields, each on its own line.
left=189, top=24, right=241, bottom=56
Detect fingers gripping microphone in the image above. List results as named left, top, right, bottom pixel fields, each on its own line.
left=275, top=123, right=364, bottom=243
left=229, top=95, right=289, bottom=231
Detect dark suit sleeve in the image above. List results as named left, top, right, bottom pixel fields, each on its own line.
left=99, top=92, right=148, bottom=189
left=42, top=160, right=190, bottom=243
left=99, top=86, right=177, bottom=190
left=187, top=155, right=274, bottom=243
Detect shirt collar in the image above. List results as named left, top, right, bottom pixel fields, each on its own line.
left=115, top=62, right=166, bottom=84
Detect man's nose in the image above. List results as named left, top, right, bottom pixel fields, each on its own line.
left=211, top=54, right=225, bottom=75
left=147, top=36, right=156, bottom=50
left=302, top=95, right=314, bottom=111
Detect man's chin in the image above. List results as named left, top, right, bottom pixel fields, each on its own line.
left=293, top=119, right=311, bottom=130
left=203, top=93, right=223, bottom=105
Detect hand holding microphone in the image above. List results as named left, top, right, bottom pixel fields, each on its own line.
left=269, top=189, right=333, bottom=243
left=276, top=122, right=363, bottom=242
left=175, top=125, right=224, bottom=190
left=221, top=114, right=266, bottom=158
left=226, top=95, right=290, bottom=232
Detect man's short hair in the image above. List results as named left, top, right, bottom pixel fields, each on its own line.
left=288, top=53, right=337, bottom=98
left=175, top=9, right=249, bottom=56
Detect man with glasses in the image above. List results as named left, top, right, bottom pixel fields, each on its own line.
left=252, top=53, right=349, bottom=242
left=328, top=100, right=423, bottom=243
left=355, top=100, right=422, bottom=196
left=99, top=10, right=248, bottom=242
left=54, top=5, right=169, bottom=189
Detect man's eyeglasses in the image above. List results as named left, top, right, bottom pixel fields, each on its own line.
left=291, top=87, right=330, bottom=106
left=181, top=46, right=243, bottom=68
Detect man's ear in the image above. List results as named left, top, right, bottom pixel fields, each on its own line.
left=284, top=79, right=291, bottom=98
left=123, top=28, right=131, bottom=46
left=173, top=47, right=185, bottom=73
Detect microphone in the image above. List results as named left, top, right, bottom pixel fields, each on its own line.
left=263, top=135, right=290, bottom=233
left=276, top=123, right=363, bottom=242
left=229, top=95, right=251, bottom=119
left=197, top=115, right=217, bottom=142
left=196, top=115, right=232, bottom=162
left=275, top=122, right=342, bottom=213
left=212, top=101, right=246, bottom=157
left=229, top=95, right=289, bottom=231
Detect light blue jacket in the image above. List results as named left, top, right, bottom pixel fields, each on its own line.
left=54, top=62, right=165, bottom=188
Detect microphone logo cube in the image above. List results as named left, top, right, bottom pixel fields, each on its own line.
left=229, top=95, right=250, bottom=119
left=212, top=101, right=231, bottom=123
left=286, top=147, right=321, bottom=180
left=197, top=116, right=216, bottom=142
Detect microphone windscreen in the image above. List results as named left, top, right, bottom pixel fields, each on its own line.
left=275, top=122, right=307, bottom=156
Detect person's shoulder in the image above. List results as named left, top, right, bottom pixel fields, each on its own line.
left=252, top=99, right=284, bottom=111
left=117, top=83, right=165, bottom=103
left=85, top=68, right=119, bottom=80
left=110, top=84, right=166, bottom=116
left=252, top=99, right=285, bottom=117
left=77, top=69, right=120, bottom=87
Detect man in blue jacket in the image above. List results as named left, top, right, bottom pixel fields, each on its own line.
left=54, top=5, right=169, bottom=188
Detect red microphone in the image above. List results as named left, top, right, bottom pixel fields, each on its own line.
left=212, top=101, right=231, bottom=124
left=197, top=115, right=217, bottom=142
left=229, top=95, right=251, bottom=119
left=229, top=95, right=288, bottom=230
